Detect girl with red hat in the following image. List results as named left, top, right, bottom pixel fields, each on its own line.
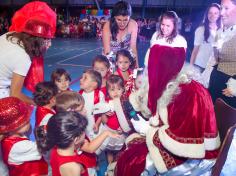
left=0, top=1, right=56, bottom=104
left=0, top=97, right=48, bottom=176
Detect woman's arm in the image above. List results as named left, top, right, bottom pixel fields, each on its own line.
left=102, top=21, right=111, bottom=55
left=130, top=19, right=139, bottom=67
left=189, top=46, right=200, bottom=65
left=10, top=72, right=35, bottom=105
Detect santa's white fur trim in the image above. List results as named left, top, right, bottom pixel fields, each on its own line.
left=112, top=98, right=131, bottom=133
left=146, top=127, right=168, bottom=173
left=125, top=133, right=143, bottom=146
left=204, top=133, right=221, bottom=151
left=158, top=126, right=205, bottom=158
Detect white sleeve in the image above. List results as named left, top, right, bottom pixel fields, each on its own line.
left=12, top=49, right=31, bottom=76
left=226, top=78, right=236, bottom=96
left=99, top=91, right=105, bottom=103
left=8, top=140, right=42, bottom=165
left=39, top=113, right=54, bottom=126
left=194, top=27, right=204, bottom=46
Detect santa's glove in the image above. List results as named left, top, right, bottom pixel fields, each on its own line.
left=131, top=114, right=150, bottom=136
left=92, top=102, right=113, bottom=115
left=226, top=78, right=236, bottom=96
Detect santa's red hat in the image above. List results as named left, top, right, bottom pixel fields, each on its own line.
left=0, top=97, right=33, bottom=134
left=9, top=1, right=56, bottom=39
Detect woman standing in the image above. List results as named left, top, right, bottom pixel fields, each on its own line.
left=144, top=11, right=187, bottom=67
left=209, top=0, right=236, bottom=108
left=102, top=1, right=139, bottom=66
left=190, top=3, right=221, bottom=72
left=0, top=1, right=56, bottom=105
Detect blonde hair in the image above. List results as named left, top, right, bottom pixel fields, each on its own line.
left=55, top=91, right=84, bottom=112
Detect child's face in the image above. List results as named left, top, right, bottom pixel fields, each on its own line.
left=93, top=62, right=109, bottom=78
left=55, top=74, right=70, bottom=92
left=108, top=84, right=124, bottom=99
left=80, top=73, right=97, bottom=90
left=135, top=75, right=143, bottom=89
left=116, top=55, right=131, bottom=72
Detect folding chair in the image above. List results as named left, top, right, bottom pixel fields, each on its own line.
left=214, top=98, right=236, bottom=141
left=211, top=124, right=236, bottom=176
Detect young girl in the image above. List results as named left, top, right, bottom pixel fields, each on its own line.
left=115, top=49, right=136, bottom=97
left=35, top=112, right=88, bottom=176
left=33, top=81, right=58, bottom=127
left=0, top=97, right=48, bottom=176
left=92, top=55, right=111, bottom=98
left=51, top=68, right=71, bottom=93
left=55, top=91, right=120, bottom=175
left=101, top=75, right=135, bottom=164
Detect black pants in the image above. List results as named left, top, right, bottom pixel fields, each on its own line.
left=209, top=66, right=236, bottom=108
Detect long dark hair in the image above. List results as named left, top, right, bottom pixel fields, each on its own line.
left=35, top=112, right=88, bottom=153
left=6, top=32, right=48, bottom=58
left=110, top=1, right=132, bottom=41
left=202, top=3, right=221, bottom=42
left=158, top=11, right=179, bottom=44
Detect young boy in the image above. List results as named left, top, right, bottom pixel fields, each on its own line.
left=79, top=69, right=105, bottom=140
left=0, top=97, right=48, bottom=176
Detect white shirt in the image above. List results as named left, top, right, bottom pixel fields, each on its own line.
left=145, top=32, right=187, bottom=66
left=0, top=33, right=31, bottom=98
left=193, top=26, right=216, bottom=68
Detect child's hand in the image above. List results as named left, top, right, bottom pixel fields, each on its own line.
left=93, top=124, right=99, bottom=134
left=101, top=114, right=108, bottom=124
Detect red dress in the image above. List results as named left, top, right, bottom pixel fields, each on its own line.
left=1, top=136, right=48, bottom=176
left=117, top=68, right=135, bottom=97
left=35, top=106, right=55, bottom=127
left=50, top=147, right=88, bottom=176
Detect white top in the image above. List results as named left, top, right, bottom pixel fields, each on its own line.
left=0, top=33, right=31, bottom=92
left=144, top=32, right=187, bottom=66
left=81, top=90, right=105, bottom=140
left=193, top=26, right=216, bottom=68
left=8, top=138, right=42, bottom=165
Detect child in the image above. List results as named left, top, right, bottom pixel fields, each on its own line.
left=0, top=97, right=48, bottom=176
left=33, top=81, right=58, bottom=127
left=55, top=91, right=120, bottom=175
left=35, top=112, right=88, bottom=176
left=100, top=75, right=134, bottom=164
left=114, top=49, right=136, bottom=97
left=51, top=68, right=71, bottom=93
left=133, top=68, right=144, bottom=90
left=79, top=69, right=105, bottom=140
left=92, top=55, right=111, bottom=98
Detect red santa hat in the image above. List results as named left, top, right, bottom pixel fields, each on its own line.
left=147, top=44, right=186, bottom=115
left=0, top=97, right=33, bottom=134
left=9, top=1, right=56, bottom=38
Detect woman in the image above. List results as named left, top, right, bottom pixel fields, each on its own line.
left=209, top=0, right=236, bottom=108
left=144, top=11, right=187, bottom=66
left=0, top=1, right=56, bottom=105
left=102, top=1, right=138, bottom=66
left=115, top=11, right=220, bottom=176
left=190, top=3, right=221, bottom=72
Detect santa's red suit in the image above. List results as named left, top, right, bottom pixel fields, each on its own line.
left=116, top=42, right=220, bottom=175
left=1, top=136, right=48, bottom=176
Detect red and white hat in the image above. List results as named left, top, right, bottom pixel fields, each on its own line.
left=9, top=1, right=56, bottom=39
left=0, top=97, right=33, bottom=134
